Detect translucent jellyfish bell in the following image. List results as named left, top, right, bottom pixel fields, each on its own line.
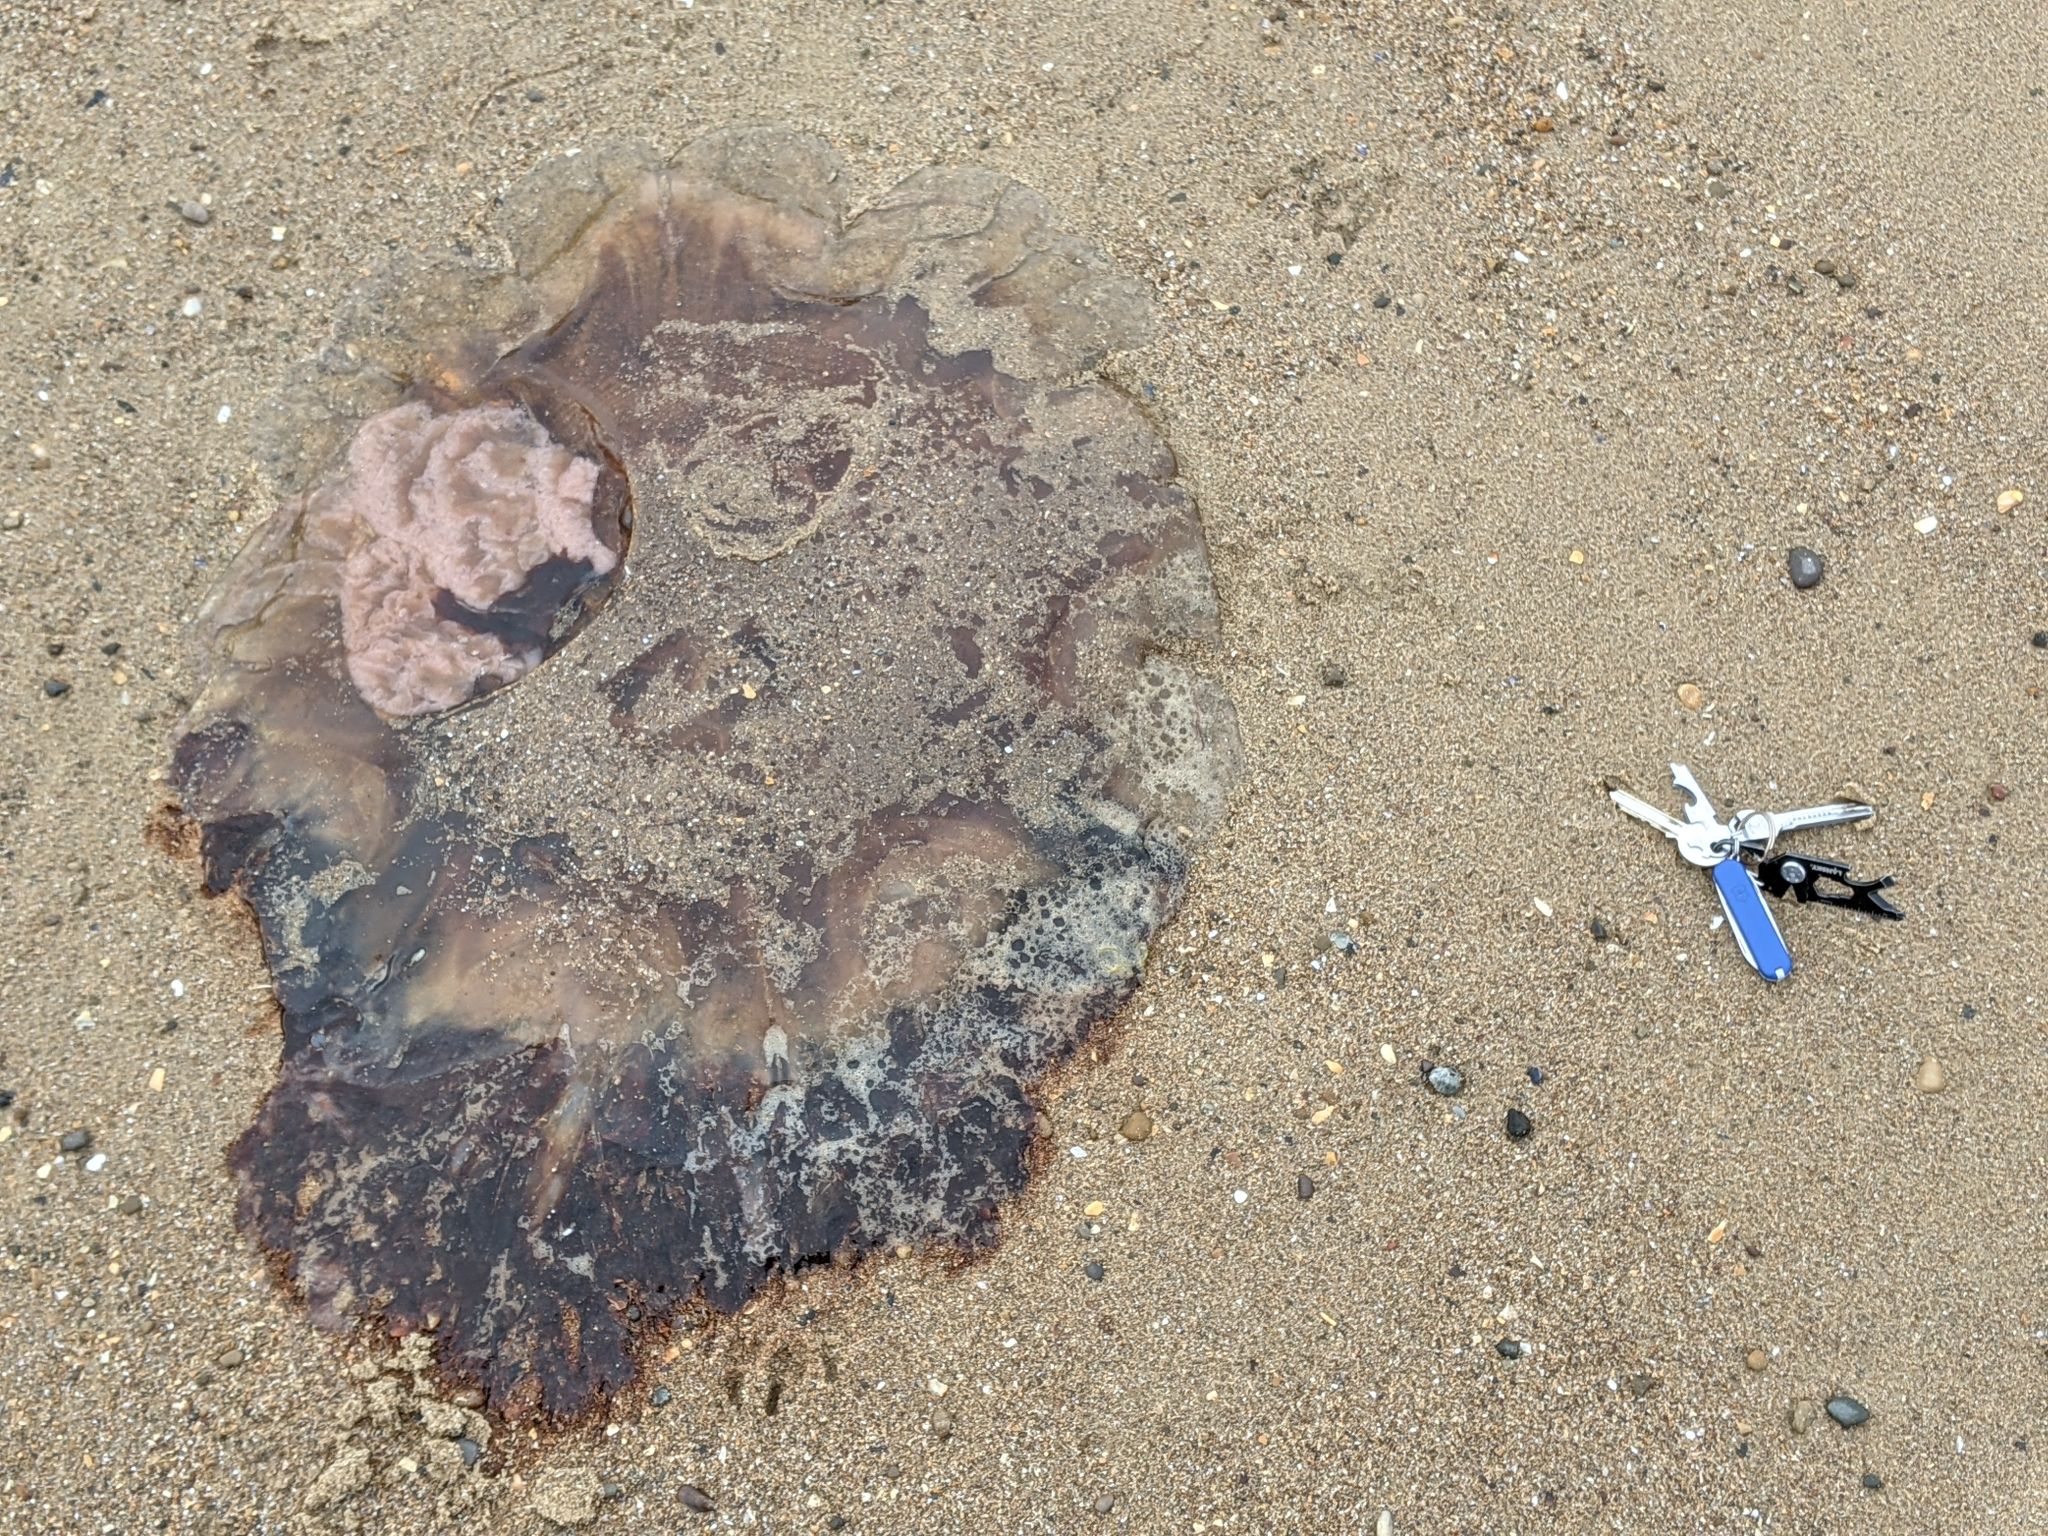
left=170, top=130, right=1240, bottom=1418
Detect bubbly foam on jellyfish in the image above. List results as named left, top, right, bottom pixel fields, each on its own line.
left=171, top=130, right=1241, bottom=1420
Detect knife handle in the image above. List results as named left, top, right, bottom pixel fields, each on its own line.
left=1712, top=857, right=1793, bottom=982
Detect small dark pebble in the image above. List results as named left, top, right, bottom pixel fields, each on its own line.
left=679, top=1484, right=715, bottom=1513
left=118, top=1193, right=144, bottom=1215
left=1827, top=1395, right=1871, bottom=1428
left=1372, top=292, right=1391, bottom=309
left=1787, top=547, right=1825, bottom=589
left=1495, top=1338, right=1522, bottom=1359
left=826, top=1518, right=847, bottom=1532
left=0, top=1089, right=13, bottom=1109
left=2032, top=631, right=2048, bottom=649
left=1297, top=1174, right=1315, bottom=1201
left=1862, top=1473, right=1884, bottom=1491
left=456, top=1438, right=482, bottom=1467
left=1588, top=915, right=1609, bottom=942
left=43, top=678, right=72, bottom=698
left=59, top=1128, right=92, bottom=1153
left=1426, top=1065, right=1464, bottom=1097
left=1526, top=1065, right=1545, bottom=1086
left=650, top=1386, right=672, bottom=1407
left=1084, top=1260, right=1105, bottom=1282
left=1325, top=251, right=1343, bottom=266
left=1505, top=1108, right=1533, bottom=1141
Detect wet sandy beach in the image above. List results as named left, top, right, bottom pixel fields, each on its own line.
left=2, top=1, right=2043, bottom=1531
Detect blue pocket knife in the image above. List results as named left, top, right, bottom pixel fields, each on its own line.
left=1666, top=765, right=1794, bottom=982
left=1609, top=765, right=1797, bottom=981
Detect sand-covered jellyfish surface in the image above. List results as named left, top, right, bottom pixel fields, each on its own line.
left=168, top=130, right=1242, bottom=1419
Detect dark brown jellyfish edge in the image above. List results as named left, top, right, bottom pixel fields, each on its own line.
left=171, top=130, right=1241, bottom=1420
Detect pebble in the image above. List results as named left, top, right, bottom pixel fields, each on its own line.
left=84, top=1152, right=107, bottom=1173
left=59, top=1128, right=92, bottom=1153
left=650, top=1386, right=672, bottom=1407
left=1788, top=1399, right=1818, bottom=1435
left=679, top=1484, right=716, bottom=1514
left=1426, top=1065, right=1463, bottom=1097
left=1494, top=1338, right=1521, bottom=1359
left=1915, top=1055, right=1946, bottom=1093
left=43, top=678, right=72, bottom=698
left=118, top=1193, right=144, bottom=1215
left=175, top=200, right=212, bottom=226
left=1118, top=1109, right=1154, bottom=1142
left=1094, top=1494, right=1117, bottom=1514
left=1827, top=1395, right=1871, bottom=1428
left=1996, top=488, right=2024, bottom=514
left=1862, top=1473, right=1884, bottom=1491
left=1705, top=177, right=1732, bottom=199
left=1786, top=546, right=1825, bottom=589
left=1, top=510, right=20, bottom=530
left=1504, top=1108, right=1532, bottom=1141
left=1084, top=1260, right=1105, bottom=1282
left=1675, top=681, right=1704, bottom=710
left=1297, top=1174, right=1315, bottom=1200
left=1377, top=1511, right=1394, bottom=1536
left=456, top=1437, right=483, bottom=1467
left=529, top=1467, right=604, bottom=1527
left=1526, top=1065, right=1545, bottom=1086
left=1745, top=1348, right=1768, bottom=1372
left=215, top=1346, right=246, bottom=1369
left=931, top=1405, right=954, bottom=1439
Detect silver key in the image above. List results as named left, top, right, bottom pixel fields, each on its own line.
left=1609, top=775, right=1733, bottom=868
left=1728, top=800, right=1873, bottom=854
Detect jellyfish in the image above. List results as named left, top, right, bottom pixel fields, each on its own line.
left=169, top=130, right=1241, bottom=1418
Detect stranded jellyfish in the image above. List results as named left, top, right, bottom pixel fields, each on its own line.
left=170, top=130, right=1240, bottom=1417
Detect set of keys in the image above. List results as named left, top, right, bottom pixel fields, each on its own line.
left=1609, top=764, right=1902, bottom=983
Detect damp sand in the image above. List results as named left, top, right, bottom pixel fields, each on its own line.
left=1, top=2, right=2043, bottom=1532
